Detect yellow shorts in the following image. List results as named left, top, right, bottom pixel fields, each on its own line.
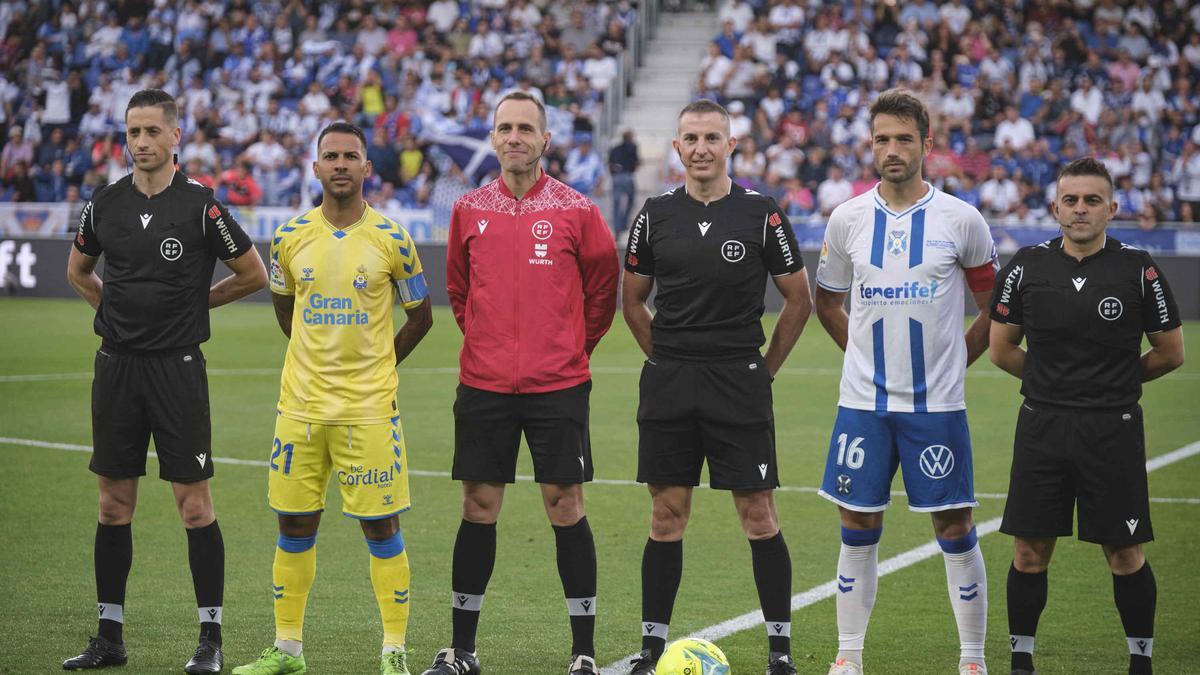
left=268, top=413, right=411, bottom=519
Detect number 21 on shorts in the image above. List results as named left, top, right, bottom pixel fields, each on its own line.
left=836, top=433, right=866, bottom=469
left=271, top=437, right=295, bottom=475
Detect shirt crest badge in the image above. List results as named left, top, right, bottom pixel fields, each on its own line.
left=353, top=264, right=368, bottom=290
left=887, top=230, right=908, bottom=256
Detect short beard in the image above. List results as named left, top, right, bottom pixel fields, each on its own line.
left=878, top=160, right=919, bottom=184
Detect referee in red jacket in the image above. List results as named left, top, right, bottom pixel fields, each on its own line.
left=422, top=91, right=619, bottom=675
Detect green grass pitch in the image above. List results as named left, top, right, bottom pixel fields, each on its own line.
left=1, top=297, right=1197, bottom=674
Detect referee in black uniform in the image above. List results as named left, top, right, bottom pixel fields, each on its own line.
left=622, top=99, right=812, bottom=675
left=64, top=90, right=266, bottom=672
left=990, top=158, right=1184, bottom=675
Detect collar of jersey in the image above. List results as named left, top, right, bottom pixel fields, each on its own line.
left=131, top=169, right=181, bottom=200
left=1056, top=233, right=1111, bottom=262
left=682, top=177, right=735, bottom=206
left=316, top=201, right=370, bottom=237
left=871, top=180, right=935, bottom=219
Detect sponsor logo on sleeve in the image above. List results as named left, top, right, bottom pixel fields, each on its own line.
left=774, top=220, right=795, bottom=267
left=996, top=264, right=1022, bottom=314
left=628, top=212, right=645, bottom=255
left=270, top=260, right=284, bottom=287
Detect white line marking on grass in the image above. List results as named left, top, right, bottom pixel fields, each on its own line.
left=598, top=440, right=1200, bottom=675
left=15, top=366, right=1193, bottom=384
left=2, top=438, right=1197, bottom=507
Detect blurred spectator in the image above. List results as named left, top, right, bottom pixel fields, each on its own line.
left=732, top=135, right=765, bottom=186
left=995, top=106, right=1036, bottom=151
left=220, top=161, right=263, bottom=207
left=0, top=125, right=32, bottom=180
left=980, top=165, right=1020, bottom=217
left=817, top=165, right=853, bottom=216
left=564, top=132, right=605, bottom=197
left=1176, top=142, right=1200, bottom=222
left=608, top=128, right=639, bottom=234
left=2, top=160, right=35, bottom=201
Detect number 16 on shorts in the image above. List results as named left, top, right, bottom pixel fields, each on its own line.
left=818, top=406, right=976, bottom=512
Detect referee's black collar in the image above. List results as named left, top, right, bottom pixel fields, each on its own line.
left=680, top=178, right=739, bottom=207
left=128, top=169, right=187, bottom=200
left=1053, top=233, right=1118, bottom=264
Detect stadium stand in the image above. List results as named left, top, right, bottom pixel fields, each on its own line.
left=689, top=0, right=1200, bottom=228
left=0, top=0, right=643, bottom=233
left=1, top=0, right=1199, bottom=234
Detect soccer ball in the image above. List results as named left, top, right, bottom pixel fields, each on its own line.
left=655, top=638, right=730, bottom=675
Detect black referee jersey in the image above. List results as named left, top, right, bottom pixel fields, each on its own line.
left=624, top=182, right=804, bottom=359
left=74, top=171, right=254, bottom=351
left=990, top=236, right=1181, bottom=408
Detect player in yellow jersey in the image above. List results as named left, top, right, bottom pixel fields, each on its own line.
left=234, top=122, right=432, bottom=675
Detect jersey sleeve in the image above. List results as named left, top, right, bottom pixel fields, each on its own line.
left=73, top=201, right=103, bottom=257
left=762, top=200, right=804, bottom=276
left=1140, top=256, right=1181, bottom=334
left=389, top=224, right=429, bottom=310
left=624, top=201, right=654, bottom=277
left=445, top=201, right=470, bottom=331
left=203, top=199, right=254, bottom=261
left=958, top=206, right=999, bottom=276
left=268, top=223, right=294, bottom=295
left=579, top=202, right=619, bottom=355
left=989, top=252, right=1025, bottom=325
left=815, top=207, right=852, bottom=292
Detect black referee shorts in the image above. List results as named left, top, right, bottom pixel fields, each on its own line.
left=1000, top=400, right=1152, bottom=546
left=90, top=346, right=214, bottom=483
left=636, top=354, right=778, bottom=490
left=452, top=381, right=593, bottom=484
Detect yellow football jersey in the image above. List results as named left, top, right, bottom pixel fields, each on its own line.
left=269, top=203, right=427, bottom=424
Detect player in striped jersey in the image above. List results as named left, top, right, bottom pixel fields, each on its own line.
left=814, top=91, right=998, bottom=675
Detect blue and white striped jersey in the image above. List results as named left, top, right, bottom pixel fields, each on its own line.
left=816, top=183, right=996, bottom=413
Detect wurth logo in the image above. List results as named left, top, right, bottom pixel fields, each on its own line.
left=998, top=265, right=1022, bottom=306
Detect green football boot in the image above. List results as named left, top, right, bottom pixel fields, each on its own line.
left=381, top=647, right=411, bottom=675
left=232, top=647, right=307, bottom=674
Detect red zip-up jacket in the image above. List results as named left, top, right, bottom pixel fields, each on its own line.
left=447, top=172, right=619, bottom=394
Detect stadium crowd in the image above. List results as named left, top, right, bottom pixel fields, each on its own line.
left=678, top=0, right=1200, bottom=226
left=0, top=0, right=633, bottom=225
left=1, top=0, right=1200, bottom=227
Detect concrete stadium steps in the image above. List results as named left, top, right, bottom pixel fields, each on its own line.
left=623, top=10, right=718, bottom=196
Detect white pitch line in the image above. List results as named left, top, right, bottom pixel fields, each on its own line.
left=14, top=366, right=1189, bottom=384
left=2, top=437, right=1198, bottom=507
left=599, top=440, right=1200, bottom=675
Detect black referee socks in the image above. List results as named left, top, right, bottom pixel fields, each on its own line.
left=1007, top=563, right=1047, bottom=673
left=186, top=520, right=225, bottom=646
left=553, top=516, right=598, bottom=657
left=641, top=538, right=683, bottom=658
left=1114, top=561, right=1156, bottom=675
left=95, top=522, right=133, bottom=644
left=451, top=519, right=497, bottom=653
left=750, top=532, right=793, bottom=655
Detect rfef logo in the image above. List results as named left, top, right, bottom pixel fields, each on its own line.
left=721, top=240, right=746, bottom=262
left=1098, top=296, right=1123, bottom=321
left=160, top=238, right=182, bottom=261
left=532, top=220, right=553, bottom=240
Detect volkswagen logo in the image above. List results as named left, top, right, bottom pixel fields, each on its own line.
left=919, top=444, right=954, bottom=479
